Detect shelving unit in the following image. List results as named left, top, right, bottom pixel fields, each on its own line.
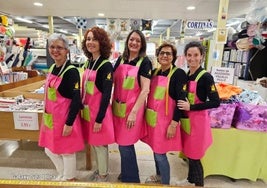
left=222, top=48, right=250, bottom=79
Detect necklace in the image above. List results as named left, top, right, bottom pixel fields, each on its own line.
left=82, top=56, right=100, bottom=103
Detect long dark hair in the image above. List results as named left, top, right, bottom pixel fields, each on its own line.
left=122, top=30, right=147, bottom=61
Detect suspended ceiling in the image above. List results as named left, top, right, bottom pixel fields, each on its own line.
left=0, top=0, right=266, bottom=39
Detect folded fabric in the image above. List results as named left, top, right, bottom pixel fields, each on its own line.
left=209, top=103, right=236, bottom=129
left=216, top=83, right=243, bottom=100
left=232, top=102, right=267, bottom=132
left=236, top=89, right=266, bottom=105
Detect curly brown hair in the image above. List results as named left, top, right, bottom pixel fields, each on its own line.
left=81, top=27, right=112, bottom=59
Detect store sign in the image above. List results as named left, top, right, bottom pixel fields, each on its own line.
left=185, top=20, right=214, bottom=30
left=13, top=112, right=39, bottom=130
left=211, top=67, right=235, bottom=84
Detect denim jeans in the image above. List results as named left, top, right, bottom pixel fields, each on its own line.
left=154, top=153, right=170, bottom=184
left=119, top=145, right=140, bottom=183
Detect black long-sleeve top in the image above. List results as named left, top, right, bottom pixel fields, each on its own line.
left=154, top=66, right=187, bottom=122
left=84, top=56, right=113, bottom=123
left=50, top=60, right=81, bottom=126
left=188, top=67, right=220, bottom=111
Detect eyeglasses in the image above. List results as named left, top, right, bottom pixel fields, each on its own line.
left=49, top=45, right=66, bottom=51
left=159, top=51, right=172, bottom=56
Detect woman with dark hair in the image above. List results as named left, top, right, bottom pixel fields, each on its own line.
left=143, top=42, right=187, bottom=185
left=177, top=41, right=220, bottom=187
left=38, top=33, right=84, bottom=181
left=112, top=30, right=152, bottom=183
left=81, top=27, right=115, bottom=182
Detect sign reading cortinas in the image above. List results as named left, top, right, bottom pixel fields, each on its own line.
left=185, top=20, right=214, bottom=30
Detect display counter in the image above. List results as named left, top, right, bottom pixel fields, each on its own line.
left=0, top=76, right=45, bottom=92
left=202, top=128, right=267, bottom=181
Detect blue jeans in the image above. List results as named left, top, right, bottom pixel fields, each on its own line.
left=154, top=153, right=170, bottom=184
left=119, top=145, right=140, bottom=183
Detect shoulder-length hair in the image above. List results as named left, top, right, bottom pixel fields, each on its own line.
left=122, top=30, right=147, bottom=61
left=82, top=27, right=112, bottom=59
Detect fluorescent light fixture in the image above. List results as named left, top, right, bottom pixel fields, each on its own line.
left=187, top=6, right=196, bottom=10
left=59, top=29, right=68, bottom=34
left=98, top=13, right=105, bottom=17
left=33, top=2, right=43, bottom=7
left=41, top=24, right=49, bottom=29
left=15, top=17, right=33, bottom=23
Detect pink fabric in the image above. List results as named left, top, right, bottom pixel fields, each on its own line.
left=233, top=103, right=267, bottom=132
left=113, top=63, right=146, bottom=145
left=142, top=75, right=182, bottom=154
left=181, top=79, right=212, bottom=159
left=39, top=72, right=84, bottom=154
left=81, top=68, right=115, bottom=146
left=209, top=103, right=236, bottom=129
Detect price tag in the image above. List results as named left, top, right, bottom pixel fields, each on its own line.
left=13, top=112, right=39, bottom=130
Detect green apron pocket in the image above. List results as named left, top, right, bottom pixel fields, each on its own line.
left=81, top=105, right=90, bottom=122
left=86, top=81, right=94, bottom=95
left=145, top=108, right=157, bottom=127
left=181, top=118, right=191, bottom=135
left=154, top=86, right=166, bottom=100
left=112, top=100, right=126, bottom=118
left=188, top=92, right=195, bottom=105
left=48, top=87, right=56, bottom=101
left=43, top=112, right=53, bottom=129
left=123, top=76, right=135, bottom=90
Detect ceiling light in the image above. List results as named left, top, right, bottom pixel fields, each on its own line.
left=98, top=13, right=105, bottom=17
left=187, top=6, right=195, bottom=10
left=59, top=29, right=68, bottom=34
left=41, top=24, right=49, bottom=29
left=15, top=17, right=33, bottom=23
left=33, top=2, right=43, bottom=7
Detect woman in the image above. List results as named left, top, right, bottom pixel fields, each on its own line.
left=143, top=42, right=187, bottom=185
left=81, top=27, right=115, bottom=182
left=38, top=33, right=84, bottom=181
left=177, top=41, right=220, bottom=186
left=112, top=30, right=152, bottom=183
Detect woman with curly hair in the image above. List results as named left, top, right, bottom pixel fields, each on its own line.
left=81, top=27, right=115, bottom=182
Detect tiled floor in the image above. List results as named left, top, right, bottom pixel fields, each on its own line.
left=0, top=140, right=266, bottom=187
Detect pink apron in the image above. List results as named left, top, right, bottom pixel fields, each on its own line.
left=112, top=58, right=146, bottom=145
left=181, top=70, right=212, bottom=159
left=142, top=67, right=182, bottom=154
left=39, top=64, right=85, bottom=154
left=81, top=60, right=115, bottom=146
